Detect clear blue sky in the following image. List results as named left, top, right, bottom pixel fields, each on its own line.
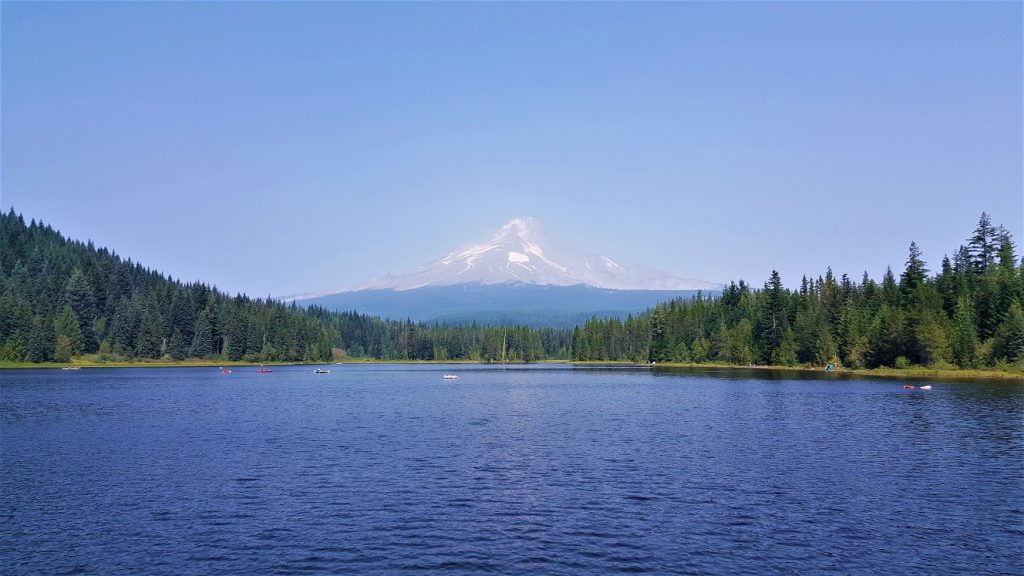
left=2, top=2, right=1021, bottom=296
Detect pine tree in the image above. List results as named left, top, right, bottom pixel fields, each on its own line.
left=109, top=297, right=141, bottom=356
left=648, top=309, right=670, bottom=362
left=225, top=311, right=247, bottom=361
left=975, top=275, right=999, bottom=341
left=135, top=294, right=165, bottom=359
left=968, top=212, right=998, bottom=273
left=53, top=336, right=75, bottom=363
left=726, top=318, right=755, bottom=364
left=53, top=304, right=84, bottom=358
left=881, top=267, right=900, bottom=307
left=189, top=308, right=215, bottom=358
left=690, top=336, right=710, bottom=363
left=814, top=323, right=839, bottom=366
left=837, top=306, right=860, bottom=363
left=166, top=289, right=195, bottom=357
left=0, top=333, right=25, bottom=361
left=868, top=304, right=905, bottom=368
left=991, top=234, right=1021, bottom=335
left=996, top=301, right=1024, bottom=363
left=997, top=231, right=1017, bottom=272
left=757, top=270, right=787, bottom=362
left=951, top=295, right=979, bottom=367
left=64, top=268, right=98, bottom=353
left=899, top=241, right=928, bottom=299
left=771, top=328, right=798, bottom=366
left=167, top=330, right=189, bottom=360
left=914, top=311, right=952, bottom=366
left=935, top=255, right=959, bottom=316
left=821, top=267, right=842, bottom=333
left=24, top=315, right=53, bottom=362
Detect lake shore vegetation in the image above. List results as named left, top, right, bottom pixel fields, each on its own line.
left=1, top=210, right=1021, bottom=378
left=572, top=213, right=1024, bottom=376
left=0, top=209, right=571, bottom=364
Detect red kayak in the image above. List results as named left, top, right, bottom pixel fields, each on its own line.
left=903, top=385, right=915, bottom=389
left=257, top=367, right=272, bottom=373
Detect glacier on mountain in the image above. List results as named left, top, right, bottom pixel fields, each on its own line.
left=352, top=217, right=720, bottom=292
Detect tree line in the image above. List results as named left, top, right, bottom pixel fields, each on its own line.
left=0, top=210, right=570, bottom=363
left=571, top=213, right=1024, bottom=369
left=3, top=210, right=1020, bottom=370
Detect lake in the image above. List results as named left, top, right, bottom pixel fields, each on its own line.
left=1, top=365, right=1022, bottom=575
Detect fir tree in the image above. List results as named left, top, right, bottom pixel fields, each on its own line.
left=166, top=289, right=195, bottom=348
left=881, top=267, right=900, bottom=307
left=135, top=294, right=165, bottom=359
left=189, top=308, right=215, bottom=358
left=968, top=212, right=997, bottom=273
left=53, top=304, right=84, bottom=358
left=109, top=297, right=141, bottom=356
left=757, top=270, right=787, bottom=362
left=914, top=311, right=952, bottom=366
left=0, top=333, right=25, bottom=361
left=867, top=305, right=905, bottom=368
left=648, top=309, right=670, bottom=362
left=690, top=336, right=710, bottom=363
left=996, top=301, right=1024, bottom=362
left=935, top=255, right=959, bottom=316
left=24, top=315, right=53, bottom=362
left=899, top=241, right=928, bottom=299
left=951, top=295, right=979, bottom=367
left=64, top=268, right=98, bottom=353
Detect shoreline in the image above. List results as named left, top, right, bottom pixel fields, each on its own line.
left=1, top=358, right=1020, bottom=382
left=0, top=358, right=539, bottom=369
left=648, top=362, right=1024, bottom=382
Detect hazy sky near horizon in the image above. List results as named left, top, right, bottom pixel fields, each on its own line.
left=2, top=2, right=1021, bottom=297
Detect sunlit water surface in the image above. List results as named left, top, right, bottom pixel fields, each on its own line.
left=2, top=365, right=1022, bottom=575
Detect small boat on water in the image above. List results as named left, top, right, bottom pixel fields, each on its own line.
left=443, top=374, right=459, bottom=380
left=61, top=366, right=81, bottom=371
left=220, top=367, right=232, bottom=374
left=257, top=366, right=272, bottom=374
left=315, top=368, right=330, bottom=374
left=919, top=385, right=932, bottom=390
left=903, top=385, right=915, bottom=389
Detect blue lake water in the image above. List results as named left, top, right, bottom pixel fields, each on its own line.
left=2, top=365, right=1022, bottom=575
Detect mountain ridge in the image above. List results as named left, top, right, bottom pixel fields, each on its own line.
left=299, top=281, right=714, bottom=328
left=289, top=217, right=719, bottom=300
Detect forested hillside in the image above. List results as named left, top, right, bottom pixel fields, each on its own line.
left=3, top=210, right=1020, bottom=371
left=572, top=213, right=1024, bottom=370
left=0, top=210, right=570, bottom=363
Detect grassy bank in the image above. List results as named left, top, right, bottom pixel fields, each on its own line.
left=650, top=361, right=1024, bottom=382
left=3, top=357, right=1021, bottom=382
left=0, top=356, right=543, bottom=369
left=0, top=358, right=308, bottom=369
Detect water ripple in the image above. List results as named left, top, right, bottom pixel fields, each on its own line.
left=1, top=365, right=1022, bottom=575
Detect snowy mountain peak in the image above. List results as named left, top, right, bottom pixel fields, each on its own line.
left=495, top=217, right=548, bottom=245
left=354, top=217, right=721, bottom=292
left=499, top=216, right=537, bottom=235
left=437, top=217, right=569, bottom=276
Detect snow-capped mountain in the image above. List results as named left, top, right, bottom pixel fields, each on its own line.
left=354, top=217, right=719, bottom=291
left=290, top=218, right=721, bottom=325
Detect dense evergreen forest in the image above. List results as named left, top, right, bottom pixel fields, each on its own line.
left=2, top=209, right=1021, bottom=371
left=572, top=213, right=1024, bottom=370
left=0, top=210, right=570, bottom=363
